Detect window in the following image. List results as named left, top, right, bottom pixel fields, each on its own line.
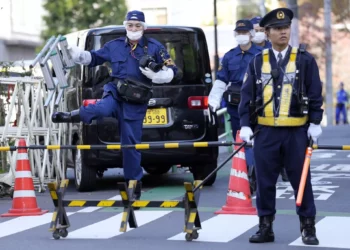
left=88, top=29, right=210, bottom=87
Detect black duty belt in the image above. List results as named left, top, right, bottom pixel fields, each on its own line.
left=114, top=78, right=153, bottom=105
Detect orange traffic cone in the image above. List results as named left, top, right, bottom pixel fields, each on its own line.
left=215, top=130, right=257, bottom=215
left=1, top=139, right=48, bottom=217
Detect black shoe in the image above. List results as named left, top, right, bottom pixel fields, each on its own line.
left=249, top=216, right=275, bottom=243
left=280, top=167, right=289, bottom=182
left=52, top=109, right=81, bottom=123
left=300, top=216, right=319, bottom=245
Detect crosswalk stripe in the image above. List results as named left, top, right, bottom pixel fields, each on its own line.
left=0, top=212, right=75, bottom=238
left=289, top=216, right=350, bottom=248
left=66, top=210, right=172, bottom=239
left=167, top=214, right=258, bottom=242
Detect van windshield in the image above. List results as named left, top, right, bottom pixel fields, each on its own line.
left=89, top=30, right=210, bottom=85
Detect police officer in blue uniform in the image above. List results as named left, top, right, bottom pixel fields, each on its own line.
left=250, top=16, right=272, bottom=49
left=335, top=82, right=348, bottom=124
left=239, top=8, right=323, bottom=245
left=251, top=16, right=289, bottom=183
left=208, top=20, right=261, bottom=189
left=51, top=10, right=177, bottom=199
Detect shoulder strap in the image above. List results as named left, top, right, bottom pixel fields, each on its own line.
left=298, top=43, right=307, bottom=53
left=297, top=44, right=307, bottom=96
left=142, top=36, right=148, bottom=55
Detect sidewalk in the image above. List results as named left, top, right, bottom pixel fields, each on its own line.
left=318, top=125, right=350, bottom=145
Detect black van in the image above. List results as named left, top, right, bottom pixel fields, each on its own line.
left=63, top=25, right=219, bottom=191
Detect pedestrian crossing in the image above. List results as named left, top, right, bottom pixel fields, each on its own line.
left=0, top=208, right=349, bottom=249
left=290, top=217, right=350, bottom=249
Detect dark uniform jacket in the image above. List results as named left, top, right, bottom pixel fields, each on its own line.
left=239, top=45, right=323, bottom=127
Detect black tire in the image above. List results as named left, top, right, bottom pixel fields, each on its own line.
left=73, top=148, right=97, bottom=192
left=143, top=165, right=172, bottom=175
left=192, top=163, right=217, bottom=186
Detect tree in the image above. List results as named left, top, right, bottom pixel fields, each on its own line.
left=298, top=0, right=350, bottom=80
left=298, top=0, right=350, bottom=30
left=41, top=0, right=128, bottom=41
left=298, top=0, right=350, bottom=125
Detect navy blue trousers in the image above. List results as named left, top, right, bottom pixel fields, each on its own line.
left=227, top=105, right=254, bottom=167
left=335, top=104, right=347, bottom=124
left=253, top=125, right=316, bottom=217
left=79, top=84, right=146, bottom=181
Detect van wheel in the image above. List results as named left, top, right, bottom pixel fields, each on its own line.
left=143, top=166, right=172, bottom=175
left=192, top=163, right=217, bottom=186
left=74, top=149, right=96, bottom=192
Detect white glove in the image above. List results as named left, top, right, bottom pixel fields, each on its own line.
left=68, top=44, right=91, bottom=65
left=240, top=126, right=253, bottom=143
left=152, top=67, right=174, bottom=84
left=307, top=123, right=322, bottom=142
left=208, top=79, right=226, bottom=111
left=139, top=67, right=156, bottom=80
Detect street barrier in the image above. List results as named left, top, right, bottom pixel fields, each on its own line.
left=2, top=137, right=350, bottom=241
left=0, top=142, right=349, bottom=151
left=48, top=179, right=202, bottom=241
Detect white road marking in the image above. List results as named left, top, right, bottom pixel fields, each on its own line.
left=289, top=216, right=350, bottom=248
left=66, top=210, right=172, bottom=239
left=168, top=214, right=258, bottom=242
left=0, top=212, right=75, bottom=238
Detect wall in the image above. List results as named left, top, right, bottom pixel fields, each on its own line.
left=0, top=0, right=44, bottom=61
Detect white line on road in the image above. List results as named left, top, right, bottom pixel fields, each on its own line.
left=289, top=216, right=350, bottom=248
left=0, top=212, right=75, bottom=238
left=167, top=214, right=258, bottom=243
left=312, top=153, right=336, bottom=159
left=66, top=210, right=172, bottom=239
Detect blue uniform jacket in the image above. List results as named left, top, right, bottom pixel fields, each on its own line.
left=336, top=89, right=348, bottom=104
left=217, top=43, right=262, bottom=85
left=261, top=40, right=272, bottom=49
left=217, top=43, right=261, bottom=113
left=239, top=46, right=324, bottom=127
left=87, top=36, right=177, bottom=120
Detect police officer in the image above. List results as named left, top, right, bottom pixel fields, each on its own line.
left=239, top=8, right=323, bottom=245
left=335, top=82, right=348, bottom=124
left=251, top=15, right=289, bottom=183
left=51, top=10, right=177, bottom=200
left=250, top=16, right=272, bottom=49
left=208, top=20, right=261, bottom=188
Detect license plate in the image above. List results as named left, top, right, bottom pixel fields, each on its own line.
left=143, top=108, right=168, bottom=125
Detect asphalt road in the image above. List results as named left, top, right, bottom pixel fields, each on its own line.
left=0, top=125, right=349, bottom=250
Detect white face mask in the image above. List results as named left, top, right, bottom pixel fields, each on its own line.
left=235, top=34, right=250, bottom=45
left=126, top=30, right=143, bottom=41
left=252, top=32, right=266, bottom=44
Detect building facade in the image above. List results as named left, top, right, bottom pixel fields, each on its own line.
left=0, top=0, right=44, bottom=62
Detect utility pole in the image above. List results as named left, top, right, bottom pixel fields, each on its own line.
left=324, top=0, right=333, bottom=126
left=286, top=0, right=299, bottom=46
left=214, top=0, right=219, bottom=76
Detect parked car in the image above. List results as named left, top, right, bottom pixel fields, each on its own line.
left=62, top=25, right=219, bottom=191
